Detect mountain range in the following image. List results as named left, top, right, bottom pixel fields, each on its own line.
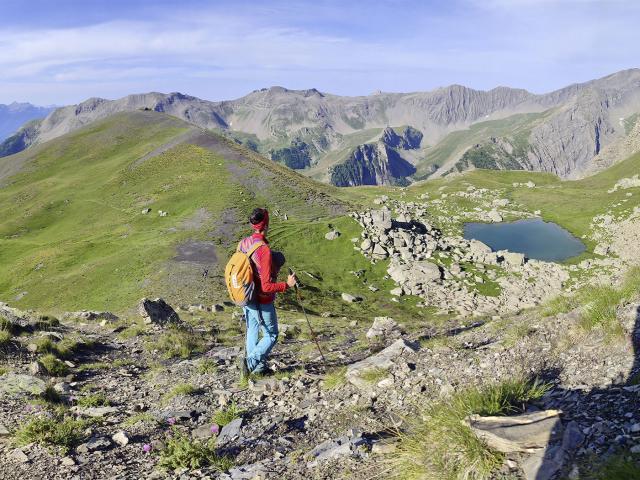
left=2, top=69, right=639, bottom=186
left=0, top=102, right=55, bottom=142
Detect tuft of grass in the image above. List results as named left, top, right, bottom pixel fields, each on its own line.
left=148, top=328, right=205, bottom=359
left=322, top=367, right=348, bottom=390
left=122, top=412, right=158, bottom=427
left=42, top=385, right=62, bottom=404
left=0, top=329, right=12, bottom=346
left=13, top=415, right=91, bottom=454
left=76, top=392, right=110, bottom=408
left=211, top=402, right=245, bottom=427
left=78, top=362, right=110, bottom=372
left=162, top=383, right=200, bottom=404
left=117, top=321, right=149, bottom=340
left=159, top=430, right=233, bottom=471
left=391, top=377, right=550, bottom=480
left=0, top=366, right=8, bottom=375
left=38, top=354, right=69, bottom=376
left=359, top=367, right=390, bottom=384
left=541, top=293, right=581, bottom=317
left=196, top=358, right=217, bottom=375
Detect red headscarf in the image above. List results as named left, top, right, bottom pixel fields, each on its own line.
left=251, top=209, right=269, bottom=232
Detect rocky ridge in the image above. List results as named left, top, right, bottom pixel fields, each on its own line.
left=3, top=70, right=640, bottom=183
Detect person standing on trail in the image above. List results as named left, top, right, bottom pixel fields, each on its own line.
left=238, top=208, right=297, bottom=377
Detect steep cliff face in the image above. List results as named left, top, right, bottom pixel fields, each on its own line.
left=329, top=142, right=416, bottom=186
left=329, top=126, right=421, bottom=186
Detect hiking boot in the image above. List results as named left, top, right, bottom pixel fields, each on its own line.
left=238, top=355, right=249, bottom=380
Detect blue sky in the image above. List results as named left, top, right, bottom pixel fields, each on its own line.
left=1, top=0, right=638, bottom=105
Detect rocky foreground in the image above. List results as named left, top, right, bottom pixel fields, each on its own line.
left=1, top=281, right=639, bottom=480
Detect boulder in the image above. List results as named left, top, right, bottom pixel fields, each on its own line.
left=346, top=339, right=418, bottom=389
left=487, top=210, right=503, bottom=223
left=370, top=207, right=392, bottom=232
left=325, top=230, right=341, bottom=240
left=500, top=251, right=526, bottom=267
left=360, top=239, right=372, bottom=251
left=387, top=259, right=440, bottom=286
left=466, top=410, right=563, bottom=453
left=0, top=373, right=46, bottom=396
left=341, top=293, right=363, bottom=303
left=138, top=298, right=180, bottom=326
left=366, top=317, right=401, bottom=342
left=217, top=418, right=243, bottom=446
left=112, top=431, right=129, bottom=447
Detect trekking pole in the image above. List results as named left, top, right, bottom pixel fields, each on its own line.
left=289, top=268, right=326, bottom=365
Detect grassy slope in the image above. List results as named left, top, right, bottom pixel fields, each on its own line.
left=415, top=112, right=547, bottom=179
left=0, top=111, right=430, bottom=328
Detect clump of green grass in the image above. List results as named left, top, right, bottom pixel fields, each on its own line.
left=76, top=392, right=110, bottom=408
left=162, top=383, right=200, bottom=404
left=117, top=321, right=149, bottom=340
left=42, top=385, right=62, bottom=404
left=0, top=329, right=12, bottom=346
left=34, top=336, right=92, bottom=359
left=211, top=402, right=245, bottom=427
left=122, top=412, right=158, bottom=427
left=196, top=358, right=217, bottom=375
left=159, top=430, right=233, bottom=471
left=322, top=367, right=347, bottom=390
left=38, top=354, right=69, bottom=376
left=78, top=361, right=110, bottom=372
left=391, top=377, right=550, bottom=480
left=148, top=327, right=205, bottom=359
left=0, top=366, right=8, bottom=375
left=359, top=367, right=389, bottom=384
left=13, top=415, right=90, bottom=454
left=541, top=293, right=581, bottom=317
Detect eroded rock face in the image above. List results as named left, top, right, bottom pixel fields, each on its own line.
left=346, top=338, right=419, bottom=389
left=137, top=298, right=180, bottom=326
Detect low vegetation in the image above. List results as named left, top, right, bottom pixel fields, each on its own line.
left=76, top=392, right=110, bottom=408
left=211, top=402, right=245, bottom=427
left=391, top=377, right=550, bottom=480
left=149, top=327, right=205, bottom=359
left=162, top=383, right=200, bottom=404
left=13, top=415, right=91, bottom=454
left=322, top=367, right=348, bottom=390
left=38, top=353, right=69, bottom=376
left=196, top=358, right=217, bottom=374
left=159, top=430, right=233, bottom=471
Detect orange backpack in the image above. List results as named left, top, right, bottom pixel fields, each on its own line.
left=224, top=241, right=265, bottom=307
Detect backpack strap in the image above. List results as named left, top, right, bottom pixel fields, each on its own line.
left=246, top=241, right=265, bottom=258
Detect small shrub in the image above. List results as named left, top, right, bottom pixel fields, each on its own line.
left=196, top=358, right=217, bottom=374
left=391, top=377, right=551, bottom=480
left=322, top=367, right=347, bottom=390
left=162, top=383, right=200, bottom=404
left=76, top=392, right=110, bottom=408
left=159, top=430, right=233, bottom=471
left=211, top=402, right=245, bottom=427
left=39, top=354, right=69, bottom=376
left=148, top=328, right=204, bottom=359
left=13, top=415, right=90, bottom=454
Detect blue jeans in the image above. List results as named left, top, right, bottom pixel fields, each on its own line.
left=243, top=302, right=278, bottom=373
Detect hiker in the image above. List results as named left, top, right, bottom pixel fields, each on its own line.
left=237, top=208, right=296, bottom=376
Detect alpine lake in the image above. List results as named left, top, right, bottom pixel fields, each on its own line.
left=463, top=218, right=586, bottom=262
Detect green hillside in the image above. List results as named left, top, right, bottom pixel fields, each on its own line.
left=0, top=111, right=426, bottom=325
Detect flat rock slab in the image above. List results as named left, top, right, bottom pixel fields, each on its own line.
left=217, top=418, right=243, bottom=446
left=0, top=373, right=46, bottom=396
left=346, top=338, right=419, bottom=389
left=466, top=409, right=563, bottom=453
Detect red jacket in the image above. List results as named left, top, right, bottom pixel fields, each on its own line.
left=238, top=233, right=288, bottom=304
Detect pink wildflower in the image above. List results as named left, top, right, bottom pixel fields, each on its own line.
left=142, top=444, right=152, bottom=453
left=167, top=417, right=176, bottom=426
left=210, top=424, right=220, bottom=435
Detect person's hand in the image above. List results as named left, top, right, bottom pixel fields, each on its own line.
left=287, top=274, right=297, bottom=288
